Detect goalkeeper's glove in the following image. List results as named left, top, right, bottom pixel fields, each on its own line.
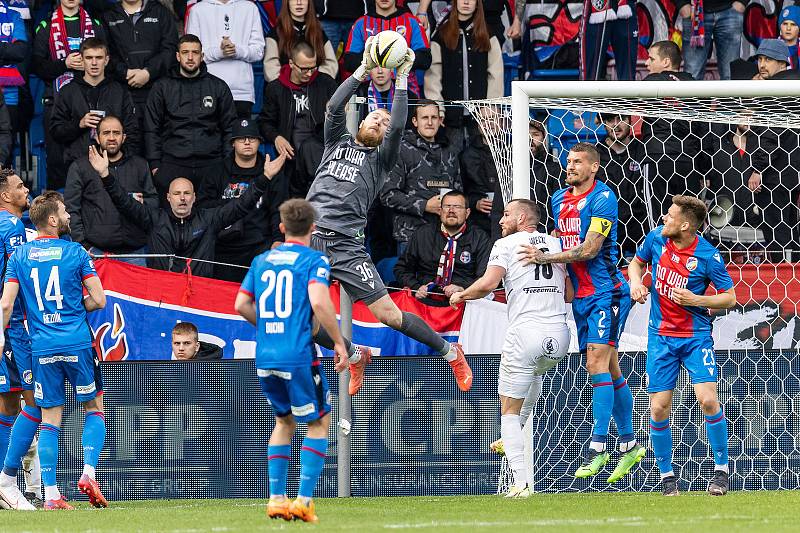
left=396, top=48, right=416, bottom=78
left=355, top=36, right=377, bottom=80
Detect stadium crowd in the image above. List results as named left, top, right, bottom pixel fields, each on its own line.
left=0, top=0, right=795, bottom=293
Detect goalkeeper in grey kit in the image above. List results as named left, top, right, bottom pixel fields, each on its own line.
left=306, top=38, right=474, bottom=395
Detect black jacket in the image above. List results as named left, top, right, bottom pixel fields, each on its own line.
left=0, top=93, right=12, bottom=164
left=257, top=71, right=337, bottom=144
left=530, top=148, right=565, bottom=231
left=102, top=171, right=269, bottom=278
left=641, top=70, right=699, bottom=157
left=32, top=12, right=107, bottom=102
left=103, top=0, right=179, bottom=105
left=197, top=152, right=285, bottom=253
left=49, top=75, right=139, bottom=164
left=394, top=222, right=492, bottom=290
left=143, top=63, right=236, bottom=166
left=195, top=340, right=223, bottom=360
left=65, top=151, right=158, bottom=250
left=460, top=136, right=498, bottom=234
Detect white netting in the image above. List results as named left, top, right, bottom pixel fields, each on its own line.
left=463, top=87, right=800, bottom=493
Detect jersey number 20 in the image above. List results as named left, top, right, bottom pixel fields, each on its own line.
left=258, top=270, right=293, bottom=319
left=30, top=266, right=64, bottom=311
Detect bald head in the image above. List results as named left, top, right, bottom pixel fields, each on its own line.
left=168, top=177, right=195, bottom=218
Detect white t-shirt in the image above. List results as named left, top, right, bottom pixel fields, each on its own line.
left=487, top=231, right=568, bottom=328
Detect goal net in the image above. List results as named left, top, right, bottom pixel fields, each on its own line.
left=463, top=81, right=800, bottom=493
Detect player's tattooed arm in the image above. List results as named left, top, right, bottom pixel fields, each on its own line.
left=83, top=276, right=106, bottom=312
left=519, top=231, right=605, bottom=265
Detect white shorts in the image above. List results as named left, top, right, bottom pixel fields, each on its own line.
left=498, top=323, right=570, bottom=399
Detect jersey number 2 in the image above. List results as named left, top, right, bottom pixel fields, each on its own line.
left=258, top=270, right=293, bottom=319
left=30, top=267, right=64, bottom=311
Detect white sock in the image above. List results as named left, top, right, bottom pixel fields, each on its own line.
left=519, top=376, right=543, bottom=426
left=348, top=346, right=362, bottom=364
left=618, top=440, right=637, bottom=453
left=82, top=464, right=96, bottom=479
left=714, top=464, right=729, bottom=474
left=442, top=343, right=456, bottom=362
left=589, top=441, right=606, bottom=452
left=23, top=441, right=41, bottom=495
left=44, top=485, right=60, bottom=501
left=0, top=472, right=15, bottom=487
left=500, top=414, right=526, bottom=487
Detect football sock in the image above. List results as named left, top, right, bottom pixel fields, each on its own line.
left=298, top=437, right=327, bottom=498
left=82, top=411, right=106, bottom=474
left=39, top=423, right=60, bottom=496
left=590, top=373, right=614, bottom=449
left=500, top=414, right=526, bottom=487
left=649, top=417, right=673, bottom=476
left=518, top=376, right=543, bottom=427
left=23, top=448, right=40, bottom=495
left=268, top=444, right=291, bottom=497
left=312, top=329, right=357, bottom=360
left=0, top=413, right=16, bottom=468
left=398, top=312, right=451, bottom=359
left=705, top=409, right=729, bottom=473
left=612, top=376, right=635, bottom=449
left=3, top=405, right=41, bottom=478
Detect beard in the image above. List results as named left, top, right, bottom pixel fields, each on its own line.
left=57, top=218, right=71, bottom=237
left=102, top=143, right=121, bottom=157
left=356, top=126, right=383, bottom=147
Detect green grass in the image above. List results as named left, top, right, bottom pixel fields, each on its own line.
left=2, top=492, right=800, bottom=532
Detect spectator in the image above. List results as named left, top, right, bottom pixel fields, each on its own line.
left=394, top=190, right=491, bottom=299
left=186, top=0, right=264, bottom=118
left=258, top=40, right=337, bottom=198
left=641, top=40, right=700, bottom=224
left=32, top=0, right=107, bottom=190
left=198, top=119, right=286, bottom=282
left=0, top=93, right=12, bottom=166
left=527, top=120, right=563, bottom=231
left=103, top=0, right=179, bottom=139
left=417, top=0, right=512, bottom=43
left=779, top=6, right=800, bottom=70
left=426, top=0, right=503, bottom=149
left=461, top=105, right=501, bottom=236
left=87, top=142, right=286, bottom=278
left=595, top=113, right=647, bottom=258
left=381, top=99, right=462, bottom=247
left=171, top=322, right=222, bottom=360
left=580, top=0, right=638, bottom=80
left=314, top=0, right=364, bottom=55
left=356, top=66, right=417, bottom=129
left=263, top=0, right=338, bottom=83
left=50, top=38, right=139, bottom=172
left=65, top=114, right=157, bottom=266
left=677, top=0, right=744, bottom=80
left=144, top=34, right=237, bottom=205
left=343, top=0, right=431, bottom=96
left=0, top=0, right=31, bottom=167
left=755, top=39, right=800, bottom=80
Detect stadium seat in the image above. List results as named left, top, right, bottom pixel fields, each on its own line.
left=545, top=109, right=606, bottom=166
left=376, top=256, right=399, bottom=285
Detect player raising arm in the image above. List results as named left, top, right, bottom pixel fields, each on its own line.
left=0, top=192, right=108, bottom=510
left=235, top=199, right=347, bottom=524
left=306, top=36, right=473, bottom=394
left=450, top=200, right=572, bottom=497
left=628, top=195, right=736, bottom=497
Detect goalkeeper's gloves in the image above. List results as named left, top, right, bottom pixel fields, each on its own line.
left=355, top=36, right=377, bottom=81
left=396, top=48, right=416, bottom=78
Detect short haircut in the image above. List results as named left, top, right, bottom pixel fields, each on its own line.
left=79, top=37, right=108, bottom=55
left=173, top=322, right=198, bottom=339
left=651, top=40, right=682, bottom=70
left=672, top=194, right=707, bottom=230
left=508, top=198, right=540, bottom=225
left=291, top=40, right=316, bottom=61
left=596, top=112, right=630, bottom=124
left=97, top=114, right=124, bottom=133
left=29, top=191, right=64, bottom=230
left=569, top=142, right=600, bottom=163
left=441, top=190, right=467, bottom=206
left=529, top=120, right=546, bottom=136
left=178, top=34, right=202, bottom=49
left=414, top=98, right=440, bottom=118
left=0, top=167, right=17, bottom=194
left=280, top=198, right=316, bottom=236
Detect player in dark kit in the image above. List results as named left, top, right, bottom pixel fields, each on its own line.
left=306, top=38, right=473, bottom=394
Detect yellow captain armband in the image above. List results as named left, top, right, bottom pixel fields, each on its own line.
left=588, top=217, right=612, bottom=237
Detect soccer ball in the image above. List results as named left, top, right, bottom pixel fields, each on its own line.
left=369, top=30, right=408, bottom=69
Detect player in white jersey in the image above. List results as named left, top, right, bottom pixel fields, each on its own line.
left=451, top=199, right=573, bottom=497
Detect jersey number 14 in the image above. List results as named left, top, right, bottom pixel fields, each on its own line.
left=30, top=266, right=64, bottom=311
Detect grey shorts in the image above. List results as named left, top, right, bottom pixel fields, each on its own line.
left=311, top=232, right=388, bottom=304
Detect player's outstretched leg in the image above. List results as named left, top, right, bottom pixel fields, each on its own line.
left=607, top=372, right=646, bottom=483
left=0, top=403, right=40, bottom=510
left=78, top=409, right=108, bottom=508
left=368, top=297, right=472, bottom=391
left=312, top=326, right=372, bottom=395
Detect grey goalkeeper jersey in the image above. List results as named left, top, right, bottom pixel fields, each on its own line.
left=306, top=75, right=407, bottom=239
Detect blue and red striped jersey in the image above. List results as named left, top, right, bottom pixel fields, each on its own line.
left=551, top=179, right=627, bottom=298
left=636, top=227, right=734, bottom=337
left=0, top=209, right=27, bottom=323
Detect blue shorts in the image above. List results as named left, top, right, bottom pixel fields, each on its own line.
left=572, top=285, right=632, bottom=353
left=33, top=348, right=100, bottom=408
left=258, top=363, right=330, bottom=423
left=3, top=324, right=34, bottom=392
left=646, top=334, right=717, bottom=393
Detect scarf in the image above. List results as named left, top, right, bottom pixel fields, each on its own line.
left=587, top=0, right=633, bottom=24
left=434, top=223, right=466, bottom=288
left=688, top=0, right=705, bottom=48
left=49, top=6, right=95, bottom=92
left=367, top=82, right=394, bottom=112
left=0, top=4, right=24, bottom=87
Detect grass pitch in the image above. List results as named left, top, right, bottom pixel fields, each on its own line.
left=2, top=491, right=799, bottom=532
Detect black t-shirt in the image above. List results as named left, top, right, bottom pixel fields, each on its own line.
left=291, top=86, right=315, bottom=147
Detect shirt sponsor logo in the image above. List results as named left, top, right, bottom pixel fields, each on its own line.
left=28, top=247, right=62, bottom=261
left=267, top=250, right=299, bottom=265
